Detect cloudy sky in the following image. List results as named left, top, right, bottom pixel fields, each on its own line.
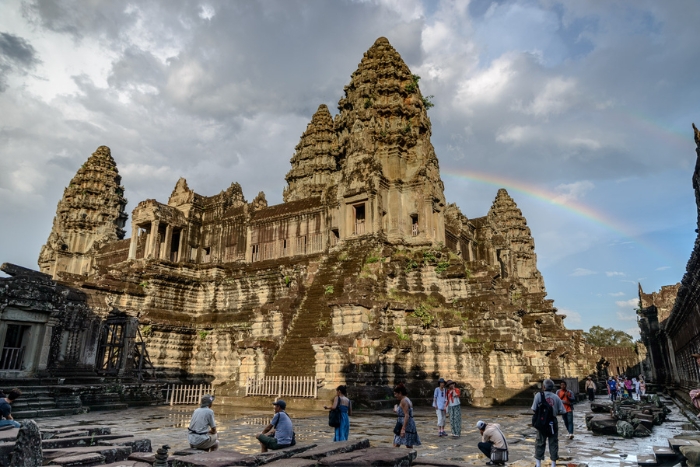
left=1, top=0, right=699, bottom=338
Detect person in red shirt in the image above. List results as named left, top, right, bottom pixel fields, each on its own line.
left=556, top=382, right=574, bottom=439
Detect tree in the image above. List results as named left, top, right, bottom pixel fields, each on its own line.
left=583, top=326, right=635, bottom=348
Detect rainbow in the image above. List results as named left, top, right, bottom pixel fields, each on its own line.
left=442, top=167, right=670, bottom=260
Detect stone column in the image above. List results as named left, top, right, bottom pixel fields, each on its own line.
left=148, top=220, right=160, bottom=259
left=177, top=227, right=186, bottom=263
left=162, top=224, right=173, bottom=260
left=128, top=222, right=139, bottom=260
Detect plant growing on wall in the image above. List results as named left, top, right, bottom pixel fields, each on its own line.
left=395, top=326, right=410, bottom=341
left=198, top=330, right=210, bottom=340
left=141, top=325, right=153, bottom=338
left=435, top=261, right=449, bottom=273
left=324, top=285, right=334, bottom=295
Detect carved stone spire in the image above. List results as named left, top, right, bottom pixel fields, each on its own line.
left=38, top=146, right=128, bottom=277
left=486, top=189, right=544, bottom=293
left=283, top=104, right=339, bottom=202
left=334, top=37, right=445, bottom=203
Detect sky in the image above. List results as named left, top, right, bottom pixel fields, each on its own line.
left=1, top=0, right=699, bottom=339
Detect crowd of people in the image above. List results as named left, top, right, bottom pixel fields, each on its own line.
left=606, top=374, right=646, bottom=401
left=183, top=375, right=633, bottom=465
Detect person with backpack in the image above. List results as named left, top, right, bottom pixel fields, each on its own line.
left=531, top=378, right=565, bottom=467
left=257, top=400, right=295, bottom=452
left=476, top=420, right=508, bottom=465
left=556, top=381, right=575, bottom=439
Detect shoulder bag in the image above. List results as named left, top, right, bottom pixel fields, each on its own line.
left=490, top=426, right=509, bottom=463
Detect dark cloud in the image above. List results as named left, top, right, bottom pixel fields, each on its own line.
left=0, top=31, right=39, bottom=91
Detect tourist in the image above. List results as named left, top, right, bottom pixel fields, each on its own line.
left=257, top=400, right=294, bottom=452
left=585, top=376, right=596, bottom=401
left=393, top=383, right=421, bottom=448
left=556, top=381, right=575, bottom=439
left=639, top=375, right=646, bottom=396
left=625, top=376, right=634, bottom=398
left=632, top=377, right=640, bottom=400
left=476, top=420, right=508, bottom=465
left=531, top=378, right=565, bottom=467
left=432, top=377, right=447, bottom=436
left=607, top=377, right=617, bottom=401
left=446, top=380, right=461, bottom=437
left=0, top=388, right=21, bottom=429
left=324, top=385, right=352, bottom=441
left=187, top=394, right=218, bottom=451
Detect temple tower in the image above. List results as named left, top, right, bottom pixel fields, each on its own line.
left=38, top=146, right=128, bottom=277
left=333, top=37, right=446, bottom=244
left=283, top=104, right=339, bottom=203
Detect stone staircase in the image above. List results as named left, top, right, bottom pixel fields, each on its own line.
left=6, top=386, right=83, bottom=419
left=267, top=240, right=367, bottom=376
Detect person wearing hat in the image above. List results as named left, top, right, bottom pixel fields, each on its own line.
left=476, top=420, right=508, bottom=465
left=584, top=376, right=596, bottom=401
left=257, top=400, right=294, bottom=452
left=432, top=378, right=448, bottom=436
left=187, top=394, right=218, bottom=451
left=531, top=378, right=565, bottom=467
left=446, top=380, right=461, bottom=437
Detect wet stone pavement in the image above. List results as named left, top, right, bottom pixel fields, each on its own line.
left=31, top=395, right=695, bottom=466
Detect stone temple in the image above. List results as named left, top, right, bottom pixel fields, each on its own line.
left=2, top=37, right=596, bottom=406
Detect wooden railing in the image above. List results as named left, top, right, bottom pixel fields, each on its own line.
left=246, top=376, right=317, bottom=398
left=0, top=347, right=23, bottom=370
left=165, top=383, right=214, bottom=406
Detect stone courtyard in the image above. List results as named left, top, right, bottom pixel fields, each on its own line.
left=22, top=395, right=696, bottom=466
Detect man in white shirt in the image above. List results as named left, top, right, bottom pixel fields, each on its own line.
left=432, top=378, right=447, bottom=436
left=187, top=394, right=218, bottom=451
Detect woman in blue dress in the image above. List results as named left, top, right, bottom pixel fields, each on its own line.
left=324, top=385, right=352, bottom=441
left=393, top=383, right=421, bottom=448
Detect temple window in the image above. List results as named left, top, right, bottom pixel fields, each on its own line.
left=251, top=244, right=259, bottom=262
left=354, top=204, right=366, bottom=235
left=331, top=229, right=340, bottom=246
left=411, top=214, right=419, bottom=236
left=170, top=229, right=181, bottom=262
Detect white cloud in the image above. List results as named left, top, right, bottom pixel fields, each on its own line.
left=606, top=271, right=625, bottom=277
left=557, top=308, right=581, bottom=324
left=615, top=298, right=638, bottom=308
left=553, top=180, right=594, bottom=204
left=608, top=292, right=625, bottom=297
left=656, top=266, right=671, bottom=271
left=571, top=268, right=596, bottom=277
left=517, top=76, right=578, bottom=117
left=617, top=311, right=637, bottom=321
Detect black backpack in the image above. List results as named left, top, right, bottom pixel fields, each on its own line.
left=531, top=390, right=556, bottom=437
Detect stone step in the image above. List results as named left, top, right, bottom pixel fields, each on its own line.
left=13, top=407, right=83, bottom=419
left=47, top=452, right=106, bottom=466
left=42, top=433, right=133, bottom=450
left=652, top=446, right=676, bottom=458
left=637, top=454, right=657, bottom=465
left=13, top=399, right=58, bottom=410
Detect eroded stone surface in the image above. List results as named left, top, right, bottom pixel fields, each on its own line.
left=9, top=420, right=42, bottom=467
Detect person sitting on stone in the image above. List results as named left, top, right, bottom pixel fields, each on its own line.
left=0, top=388, right=21, bottom=429
left=187, top=394, right=218, bottom=451
left=476, top=420, right=508, bottom=465
left=257, top=400, right=294, bottom=452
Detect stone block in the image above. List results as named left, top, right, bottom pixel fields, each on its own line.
left=48, top=452, right=106, bottom=466
left=292, top=439, right=370, bottom=460
left=264, top=459, right=317, bottom=467
left=318, top=447, right=416, bottom=466
left=680, top=445, right=700, bottom=466
left=102, top=462, right=151, bottom=467
left=43, top=445, right=133, bottom=465
left=669, top=438, right=700, bottom=451
left=652, top=445, right=676, bottom=458
left=42, top=433, right=134, bottom=449
left=412, top=459, right=471, bottom=466
left=170, top=449, right=257, bottom=467
left=253, top=443, right=316, bottom=464
left=636, top=454, right=657, bottom=465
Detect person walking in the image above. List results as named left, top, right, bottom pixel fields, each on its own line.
left=393, top=383, right=421, bottom=449
left=632, top=377, right=640, bottom=400
left=607, top=377, right=617, bottom=401
left=0, top=388, right=22, bottom=429
left=639, top=375, right=646, bottom=396
left=624, top=377, right=633, bottom=399
left=556, top=381, right=575, bottom=439
left=476, top=420, right=508, bottom=465
left=446, top=380, right=461, bottom=437
left=187, top=394, right=218, bottom=451
left=257, top=400, right=294, bottom=452
left=324, top=385, right=352, bottom=441
left=432, top=378, right=447, bottom=437
left=585, top=376, right=596, bottom=402
left=531, top=378, right=566, bottom=467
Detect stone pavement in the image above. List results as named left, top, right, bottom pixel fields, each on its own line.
left=28, top=395, right=694, bottom=466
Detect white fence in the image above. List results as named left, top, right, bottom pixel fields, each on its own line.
left=245, top=376, right=317, bottom=398
left=165, top=383, right=214, bottom=406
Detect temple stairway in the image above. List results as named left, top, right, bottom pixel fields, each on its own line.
left=267, top=240, right=367, bottom=377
